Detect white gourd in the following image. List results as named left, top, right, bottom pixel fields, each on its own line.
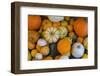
left=37, top=39, right=47, bottom=46
left=48, top=16, right=64, bottom=22
left=35, top=53, right=43, bottom=60
left=72, top=42, right=85, bottom=58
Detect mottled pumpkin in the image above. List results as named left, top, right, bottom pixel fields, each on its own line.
left=28, top=15, right=41, bottom=30
left=57, top=38, right=71, bottom=55
left=74, top=18, right=88, bottom=37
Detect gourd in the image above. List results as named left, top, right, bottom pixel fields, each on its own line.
left=35, top=53, right=43, bottom=60
left=28, top=41, right=35, bottom=50
left=61, top=20, right=68, bottom=27
left=28, top=31, right=40, bottom=43
left=43, top=27, right=60, bottom=43
left=31, top=49, right=38, bottom=57
left=57, top=38, right=71, bottom=55
left=83, top=37, right=88, bottom=50
left=59, top=26, right=68, bottom=39
left=37, top=39, right=47, bottom=46
left=49, top=43, right=59, bottom=58
left=39, top=46, right=50, bottom=56
left=60, top=55, right=69, bottom=60
left=28, top=15, right=41, bottom=30
left=43, top=56, right=53, bottom=60
left=42, top=19, right=52, bottom=30
left=82, top=54, right=88, bottom=59
left=48, top=16, right=64, bottom=22
left=77, top=37, right=84, bottom=43
left=74, top=18, right=88, bottom=37
left=53, top=22, right=60, bottom=28
left=28, top=51, right=32, bottom=60
left=72, top=42, right=85, bottom=58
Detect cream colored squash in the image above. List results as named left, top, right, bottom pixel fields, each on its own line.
left=43, top=27, right=60, bottom=43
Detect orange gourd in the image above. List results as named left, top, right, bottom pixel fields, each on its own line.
left=57, top=38, right=71, bottom=55
left=28, top=15, right=41, bottom=30
left=74, top=18, right=88, bottom=37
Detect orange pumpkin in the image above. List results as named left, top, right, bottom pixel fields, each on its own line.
left=57, top=38, right=71, bottom=55
left=28, top=15, right=41, bottom=30
left=43, top=56, right=53, bottom=60
left=74, top=18, right=88, bottom=37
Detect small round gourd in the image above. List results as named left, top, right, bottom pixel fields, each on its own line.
left=37, top=39, right=47, bottom=46
left=59, top=26, right=68, bottom=39
left=35, top=53, right=43, bottom=60
left=72, top=42, right=85, bottom=58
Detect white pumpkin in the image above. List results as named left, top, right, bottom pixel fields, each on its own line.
left=72, top=42, right=85, bottom=58
left=37, top=38, right=47, bottom=46
left=59, top=26, right=68, bottom=39
left=48, top=16, right=64, bottom=22
left=43, top=27, right=60, bottom=43
left=35, top=53, right=43, bottom=60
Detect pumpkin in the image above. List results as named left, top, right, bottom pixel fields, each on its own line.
left=43, top=56, right=53, bottom=60
left=31, top=49, right=38, bottom=57
left=36, top=44, right=41, bottom=51
left=55, top=55, right=61, bottom=59
left=68, top=32, right=74, bottom=38
left=53, top=22, right=60, bottom=28
left=28, top=41, right=35, bottom=50
left=65, top=16, right=70, bottom=21
left=43, top=27, right=60, bottom=43
left=59, top=26, right=68, bottom=39
left=77, top=37, right=84, bottom=43
left=28, top=15, right=41, bottom=30
left=42, top=19, right=52, bottom=30
left=37, top=39, right=47, bottom=46
left=48, top=16, right=64, bottom=22
left=61, top=20, right=68, bottom=27
left=72, top=42, right=85, bottom=58
left=57, top=38, right=71, bottom=55
left=28, top=31, right=40, bottom=43
left=83, top=37, right=88, bottom=50
left=74, top=18, right=88, bottom=37
left=69, top=18, right=75, bottom=25
left=39, top=46, right=49, bottom=56
left=35, top=53, right=43, bottom=60
left=67, top=25, right=73, bottom=32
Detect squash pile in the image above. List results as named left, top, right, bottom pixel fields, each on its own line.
left=28, top=15, right=88, bottom=61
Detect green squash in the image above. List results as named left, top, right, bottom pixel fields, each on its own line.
left=49, top=43, right=60, bottom=59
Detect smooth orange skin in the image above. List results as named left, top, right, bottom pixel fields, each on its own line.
left=28, top=15, right=41, bottom=30
left=57, top=38, right=71, bottom=55
left=74, top=18, right=88, bottom=37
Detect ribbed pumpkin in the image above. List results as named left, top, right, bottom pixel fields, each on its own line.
left=28, top=15, right=41, bottom=30
left=74, top=18, right=88, bottom=37
left=57, top=38, right=71, bottom=55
